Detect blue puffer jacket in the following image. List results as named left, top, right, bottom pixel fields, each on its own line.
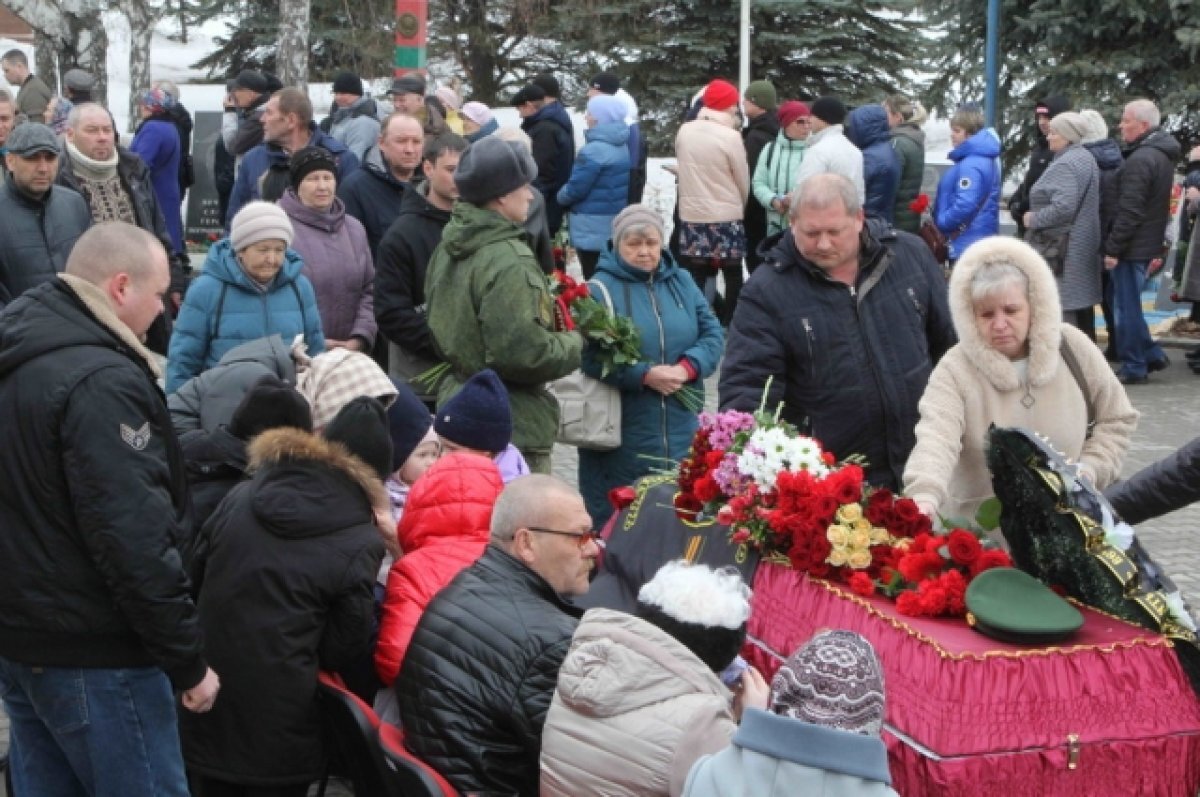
left=847, top=105, right=901, bottom=224
left=166, top=239, right=325, bottom=393
left=557, top=122, right=631, bottom=252
left=935, top=128, right=1001, bottom=260
left=577, top=246, right=724, bottom=523
left=226, top=124, right=359, bottom=228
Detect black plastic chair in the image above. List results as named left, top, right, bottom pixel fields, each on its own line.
left=376, top=722, right=459, bottom=797
left=315, top=670, right=398, bottom=797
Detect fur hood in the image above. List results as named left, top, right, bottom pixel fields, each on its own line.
left=948, top=236, right=1063, bottom=391
left=247, top=426, right=386, bottom=510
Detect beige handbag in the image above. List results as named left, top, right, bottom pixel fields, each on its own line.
left=549, top=280, right=622, bottom=451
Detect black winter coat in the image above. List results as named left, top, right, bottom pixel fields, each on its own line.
left=0, top=176, right=91, bottom=306
left=57, top=147, right=189, bottom=294
left=337, top=146, right=411, bottom=256
left=374, top=184, right=449, bottom=361
left=1083, top=137, right=1124, bottom=240
left=719, top=221, right=956, bottom=489
left=1105, top=129, right=1183, bottom=261
left=182, top=428, right=384, bottom=787
left=523, top=103, right=575, bottom=233
left=1105, top=436, right=1200, bottom=526
left=180, top=425, right=249, bottom=532
left=0, top=278, right=205, bottom=689
left=398, top=545, right=583, bottom=797
left=743, top=112, right=780, bottom=270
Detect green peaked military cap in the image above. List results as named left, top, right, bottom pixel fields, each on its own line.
left=965, top=567, right=1084, bottom=644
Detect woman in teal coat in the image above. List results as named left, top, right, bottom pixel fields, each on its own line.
left=167, top=202, right=325, bottom=393
left=579, top=205, right=724, bottom=524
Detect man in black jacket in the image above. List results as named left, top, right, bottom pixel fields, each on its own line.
left=719, top=173, right=956, bottom=490
left=0, top=123, right=91, bottom=307
left=375, top=132, right=466, bottom=405
left=742, top=79, right=779, bottom=273
left=398, top=475, right=597, bottom=796
left=514, top=82, right=574, bottom=236
left=0, top=222, right=219, bottom=795
left=1104, top=98, right=1179, bottom=384
left=338, top=112, right=426, bottom=258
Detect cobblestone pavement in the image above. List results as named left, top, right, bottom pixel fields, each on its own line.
left=1, top=349, right=1195, bottom=796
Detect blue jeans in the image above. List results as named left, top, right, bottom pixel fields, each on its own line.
left=0, top=656, right=189, bottom=797
left=1106, top=258, right=1165, bottom=378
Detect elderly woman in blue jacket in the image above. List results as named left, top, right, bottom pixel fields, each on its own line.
left=935, top=105, right=1001, bottom=264
left=166, top=201, right=325, bottom=393
left=557, top=94, right=631, bottom=279
left=578, top=205, right=724, bottom=524
left=846, top=104, right=901, bottom=224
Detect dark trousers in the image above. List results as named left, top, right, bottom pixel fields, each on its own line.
left=1063, top=306, right=1096, bottom=343
left=190, top=776, right=309, bottom=797
left=681, top=256, right=743, bottom=326
left=577, top=250, right=601, bottom=280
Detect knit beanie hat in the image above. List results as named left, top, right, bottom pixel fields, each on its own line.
left=587, top=95, right=627, bottom=127
left=229, top=374, right=313, bottom=440
left=461, top=101, right=493, bottom=127
left=612, top=203, right=665, bottom=246
left=289, top=146, right=338, bottom=191
left=434, top=369, right=512, bottom=453
left=1048, top=111, right=1088, bottom=145
left=323, top=396, right=393, bottom=480
left=590, top=72, right=620, bottom=96
left=744, top=80, right=777, bottom=112
left=777, top=100, right=811, bottom=129
left=702, top=79, right=740, bottom=112
left=453, top=135, right=538, bottom=205
left=230, top=201, right=294, bottom=252
left=810, top=96, right=847, bottom=126
left=435, top=86, right=462, bottom=111
left=296, top=349, right=399, bottom=429
left=233, top=69, right=268, bottom=94
left=770, top=630, right=886, bottom=736
left=387, top=378, right=434, bottom=472
left=1079, top=109, right=1108, bottom=144
left=139, top=87, right=175, bottom=115
left=636, top=561, right=751, bottom=673
left=332, top=71, right=363, bottom=96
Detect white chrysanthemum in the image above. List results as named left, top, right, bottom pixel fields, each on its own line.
left=736, top=429, right=830, bottom=486
left=1164, top=591, right=1198, bottom=633
left=1104, top=520, right=1135, bottom=552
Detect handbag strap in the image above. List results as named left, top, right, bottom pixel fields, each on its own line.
left=588, top=279, right=616, bottom=314
left=948, top=160, right=996, bottom=242
left=1059, top=337, right=1096, bottom=437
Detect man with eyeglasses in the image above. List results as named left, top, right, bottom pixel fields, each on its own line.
left=397, top=474, right=600, bottom=796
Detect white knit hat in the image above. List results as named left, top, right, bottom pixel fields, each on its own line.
left=230, top=201, right=294, bottom=252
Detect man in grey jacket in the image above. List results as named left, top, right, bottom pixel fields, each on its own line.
left=0, top=123, right=91, bottom=307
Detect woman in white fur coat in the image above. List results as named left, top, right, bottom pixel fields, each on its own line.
left=903, top=236, right=1137, bottom=525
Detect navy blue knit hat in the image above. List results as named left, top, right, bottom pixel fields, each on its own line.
left=388, top=378, right=433, bottom=472
left=434, top=369, right=512, bottom=453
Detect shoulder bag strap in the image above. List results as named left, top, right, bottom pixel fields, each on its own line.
left=211, top=282, right=229, bottom=340
left=1059, top=337, right=1096, bottom=437
left=588, top=279, right=616, bottom=314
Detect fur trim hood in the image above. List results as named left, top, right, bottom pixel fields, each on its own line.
left=948, top=236, right=1063, bottom=391
left=247, top=426, right=386, bottom=510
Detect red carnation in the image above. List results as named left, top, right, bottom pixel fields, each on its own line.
left=896, top=591, right=923, bottom=616
left=731, top=527, right=751, bottom=544
left=946, top=529, right=983, bottom=566
left=849, top=572, right=876, bottom=597
left=694, top=474, right=720, bottom=503
left=939, top=569, right=968, bottom=615
left=704, top=450, right=725, bottom=469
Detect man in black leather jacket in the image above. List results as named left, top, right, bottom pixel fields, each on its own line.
left=397, top=475, right=598, bottom=796
left=720, top=173, right=956, bottom=490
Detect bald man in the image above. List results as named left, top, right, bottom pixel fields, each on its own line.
left=0, top=222, right=219, bottom=796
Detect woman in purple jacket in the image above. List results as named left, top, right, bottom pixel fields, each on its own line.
left=131, top=87, right=184, bottom=256
left=278, top=147, right=377, bottom=351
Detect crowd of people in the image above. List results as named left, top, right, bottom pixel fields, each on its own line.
left=0, top=53, right=1198, bottom=797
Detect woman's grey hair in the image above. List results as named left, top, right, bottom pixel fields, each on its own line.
left=950, top=106, right=985, bottom=137
left=970, top=260, right=1029, bottom=304
left=152, top=79, right=180, bottom=100
left=616, top=223, right=661, bottom=244
left=789, top=173, right=862, bottom=221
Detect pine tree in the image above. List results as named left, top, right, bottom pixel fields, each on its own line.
left=922, top=0, right=1200, bottom=166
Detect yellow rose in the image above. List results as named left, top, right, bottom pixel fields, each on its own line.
left=853, top=518, right=873, bottom=534
left=828, top=546, right=849, bottom=566
left=826, top=525, right=849, bottom=547
left=869, top=526, right=890, bottom=545
left=848, top=548, right=873, bottom=569
left=849, top=528, right=872, bottom=550
left=837, top=504, right=863, bottom=523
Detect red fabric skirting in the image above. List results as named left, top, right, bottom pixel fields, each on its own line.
left=746, top=564, right=1200, bottom=795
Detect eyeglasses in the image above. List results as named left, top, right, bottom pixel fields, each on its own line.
left=526, top=526, right=605, bottom=550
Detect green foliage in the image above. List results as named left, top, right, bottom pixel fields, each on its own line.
left=573, top=296, right=642, bottom=378
left=921, top=0, right=1200, bottom=169
left=191, top=0, right=395, bottom=80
